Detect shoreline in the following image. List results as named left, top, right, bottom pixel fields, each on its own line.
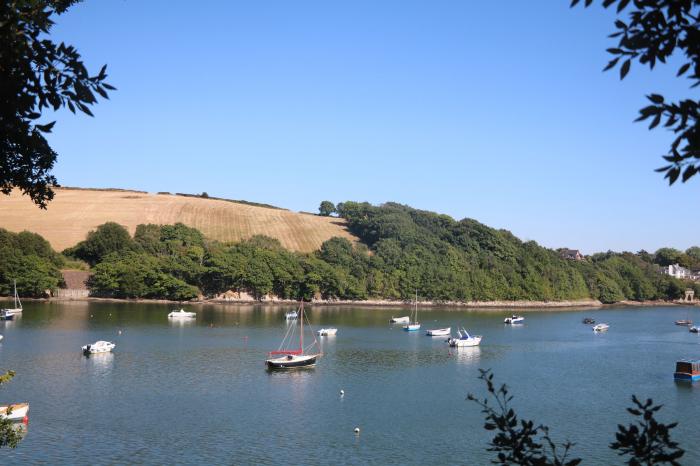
left=2, top=296, right=697, bottom=310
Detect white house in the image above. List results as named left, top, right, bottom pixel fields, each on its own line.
left=663, top=264, right=699, bottom=280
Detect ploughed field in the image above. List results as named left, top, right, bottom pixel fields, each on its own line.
left=0, top=188, right=355, bottom=252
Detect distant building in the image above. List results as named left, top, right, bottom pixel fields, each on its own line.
left=560, top=249, right=584, bottom=261
left=663, top=264, right=700, bottom=281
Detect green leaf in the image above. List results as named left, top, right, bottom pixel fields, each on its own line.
left=620, top=59, right=631, bottom=79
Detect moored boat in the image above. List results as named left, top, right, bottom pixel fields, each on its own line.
left=1, top=280, right=22, bottom=316
left=674, top=359, right=700, bottom=382
left=675, top=320, right=693, bottom=326
left=317, top=328, right=337, bottom=336
left=389, top=316, right=410, bottom=324
left=582, top=318, right=595, bottom=324
left=0, top=310, right=14, bottom=321
left=267, top=302, right=320, bottom=369
left=0, top=403, right=29, bottom=422
left=403, top=292, right=421, bottom=332
left=285, top=310, right=298, bottom=320
left=504, top=315, right=524, bottom=324
left=426, top=327, right=451, bottom=337
left=593, top=323, right=609, bottom=332
left=448, top=328, right=482, bottom=347
left=168, top=309, right=196, bottom=319
left=689, top=326, right=699, bottom=333
left=82, top=340, right=116, bottom=355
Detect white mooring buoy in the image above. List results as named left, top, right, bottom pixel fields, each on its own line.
left=340, top=389, right=345, bottom=396
left=354, top=427, right=360, bottom=434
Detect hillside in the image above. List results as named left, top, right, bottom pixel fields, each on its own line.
left=0, top=188, right=356, bottom=253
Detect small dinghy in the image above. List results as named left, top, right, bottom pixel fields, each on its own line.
left=0, top=311, right=14, bottom=321
left=582, top=318, right=595, bottom=324
left=504, top=315, right=524, bottom=324
left=675, top=320, right=693, bottom=326
left=317, top=328, right=337, bottom=336
left=0, top=403, right=29, bottom=422
left=82, top=340, right=116, bottom=355
left=448, top=328, right=482, bottom=347
left=593, top=323, right=610, bottom=332
left=285, top=310, right=298, bottom=320
left=168, top=309, right=196, bottom=319
left=389, top=316, right=410, bottom=324
left=426, top=327, right=451, bottom=337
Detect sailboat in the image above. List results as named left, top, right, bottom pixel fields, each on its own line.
left=266, top=301, right=321, bottom=369
left=403, top=292, right=421, bottom=332
left=1, top=281, right=22, bottom=316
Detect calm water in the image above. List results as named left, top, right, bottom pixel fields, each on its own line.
left=0, top=302, right=699, bottom=465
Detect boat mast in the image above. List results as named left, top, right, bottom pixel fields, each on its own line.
left=14, top=280, right=20, bottom=309
left=299, top=301, right=304, bottom=354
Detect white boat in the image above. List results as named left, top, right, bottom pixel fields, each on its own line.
left=448, top=328, right=482, bottom=347
left=267, top=302, right=320, bottom=369
left=317, top=328, right=338, bottom=336
left=168, top=309, right=196, bottom=319
left=504, top=315, right=524, bottom=324
left=403, top=292, right=421, bottom=332
left=593, top=323, right=610, bottom=332
left=285, top=310, right=298, bottom=320
left=0, top=403, right=29, bottom=422
left=82, top=340, right=116, bottom=355
left=690, top=326, right=699, bottom=334
left=1, top=280, right=22, bottom=316
left=390, top=316, right=410, bottom=324
left=426, top=327, right=451, bottom=336
left=0, top=335, right=3, bottom=342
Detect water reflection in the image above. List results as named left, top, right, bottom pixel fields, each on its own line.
left=82, top=352, right=115, bottom=375
left=450, top=346, right=481, bottom=364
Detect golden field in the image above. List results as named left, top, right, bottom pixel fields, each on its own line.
left=0, top=188, right=355, bottom=252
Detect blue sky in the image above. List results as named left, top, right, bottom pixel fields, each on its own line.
left=44, top=1, right=699, bottom=254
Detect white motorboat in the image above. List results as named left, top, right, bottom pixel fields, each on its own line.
left=390, top=316, right=410, bottom=324
left=285, top=310, right=298, bottom=320
left=504, top=315, right=524, bottom=324
left=168, top=309, right=196, bottom=319
left=593, top=323, right=610, bottom=332
left=0, top=403, right=29, bottom=422
left=690, top=326, right=699, bottom=334
left=448, top=328, right=482, bottom=347
left=82, top=340, right=116, bottom=355
left=1, top=280, right=22, bottom=316
left=316, top=328, right=338, bottom=336
left=426, top=327, right=451, bottom=337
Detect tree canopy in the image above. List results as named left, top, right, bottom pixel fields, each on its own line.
left=0, top=0, right=113, bottom=208
left=574, top=0, right=700, bottom=184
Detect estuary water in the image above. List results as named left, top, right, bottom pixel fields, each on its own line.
left=0, top=302, right=699, bottom=465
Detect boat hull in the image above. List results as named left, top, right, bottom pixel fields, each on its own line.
left=674, top=372, right=700, bottom=382
left=317, top=328, right=337, bottom=336
left=266, top=354, right=317, bottom=369
left=426, top=328, right=450, bottom=336
left=1, top=308, right=22, bottom=316
left=390, top=316, right=410, bottom=324
left=403, top=324, right=421, bottom=331
left=0, top=403, right=29, bottom=422
left=448, top=336, right=482, bottom=347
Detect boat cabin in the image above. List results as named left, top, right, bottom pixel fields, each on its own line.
left=674, top=359, right=700, bottom=382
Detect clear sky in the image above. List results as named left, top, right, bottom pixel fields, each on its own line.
left=43, top=1, right=699, bottom=254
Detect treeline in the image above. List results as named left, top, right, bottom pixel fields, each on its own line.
left=0, top=228, right=64, bottom=296
left=3, top=201, right=699, bottom=302
left=334, top=202, right=699, bottom=303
